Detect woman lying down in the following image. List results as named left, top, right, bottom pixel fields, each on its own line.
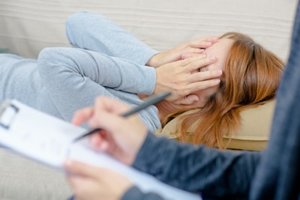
left=0, top=12, right=283, bottom=149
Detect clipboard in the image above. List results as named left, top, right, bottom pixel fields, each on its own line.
left=0, top=100, right=201, bottom=200
left=0, top=101, right=19, bottom=129
left=0, top=100, right=83, bottom=167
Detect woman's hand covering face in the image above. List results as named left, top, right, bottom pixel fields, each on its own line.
left=147, top=36, right=219, bottom=67
left=154, top=55, right=222, bottom=105
left=153, top=37, right=234, bottom=106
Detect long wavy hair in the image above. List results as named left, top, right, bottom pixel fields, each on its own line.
left=178, top=32, right=284, bottom=148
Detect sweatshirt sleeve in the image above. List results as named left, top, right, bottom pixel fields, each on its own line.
left=121, top=186, right=165, bottom=200
left=38, top=47, right=156, bottom=94
left=66, top=11, right=158, bottom=65
left=132, top=133, right=261, bottom=198
left=37, top=47, right=156, bottom=121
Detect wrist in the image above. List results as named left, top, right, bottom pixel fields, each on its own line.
left=147, top=53, right=161, bottom=68
left=127, top=124, right=149, bottom=165
left=116, top=183, right=134, bottom=200
left=131, top=133, right=162, bottom=170
left=121, top=186, right=145, bottom=200
left=153, top=67, right=165, bottom=96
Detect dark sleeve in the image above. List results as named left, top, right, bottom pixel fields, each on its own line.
left=121, top=186, right=165, bottom=200
left=132, top=133, right=261, bottom=198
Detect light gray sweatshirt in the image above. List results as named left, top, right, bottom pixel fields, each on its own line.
left=0, top=12, right=160, bottom=131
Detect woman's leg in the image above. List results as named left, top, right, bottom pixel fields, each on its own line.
left=37, top=47, right=160, bottom=130
left=66, top=12, right=158, bottom=65
left=0, top=54, right=38, bottom=103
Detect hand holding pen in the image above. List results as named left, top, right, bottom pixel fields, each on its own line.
left=71, top=92, right=170, bottom=165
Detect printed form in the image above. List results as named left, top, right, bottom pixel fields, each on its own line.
left=0, top=100, right=201, bottom=200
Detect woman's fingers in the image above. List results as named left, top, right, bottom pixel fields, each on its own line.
left=185, top=79, right=221, bottom=93
left=189, top=36, right=219, bottom=48
left=189, top=70, right=222, bottom=83
left=184, top=56, right=217, bottom=72
left=189, top=36, right=219, bottom=45
left=175, top=79, right=220, bottom=98
left=162, top=49, right=214, bottom=68
left=184, top=47, right=205, bottom=54
left=177, top=54, right=208, bottom=66
left=181, top=52, right=204, bottom=60
left=190, top=41, right=213, bottom=48
left=173, top=94, right=199, bottom=105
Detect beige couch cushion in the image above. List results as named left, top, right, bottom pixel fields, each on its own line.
left=157, top=100, right=275, bottom=151
left=0, top=148, right=71, bottom=200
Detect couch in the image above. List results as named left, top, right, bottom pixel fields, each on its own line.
left=0, top=0, right=298, bottom=199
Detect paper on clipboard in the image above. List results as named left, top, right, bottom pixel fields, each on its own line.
left=0, top=100, right=202, bottom=200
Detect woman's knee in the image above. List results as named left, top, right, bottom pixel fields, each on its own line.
left=66, top=11, right=107, bottom=31
left=37, top=47, right=76, bottom=76
left=38, top=47, right=70, bottom=64
left=66, top=11, right=108, bottom=45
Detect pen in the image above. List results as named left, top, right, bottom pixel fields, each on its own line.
left=73, top=92, right=171, bottom=142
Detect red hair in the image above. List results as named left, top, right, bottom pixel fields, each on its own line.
left=178, top=32, right=284, bottom=148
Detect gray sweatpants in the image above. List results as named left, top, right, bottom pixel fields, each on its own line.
left=0, top=12, right=160, bottom=132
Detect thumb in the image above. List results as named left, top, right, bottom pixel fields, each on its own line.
left=174, top=95, right=199, bottom=105
left=181, top=52, right=203, bottom=60
left=65, top=160, right=100, bottom=178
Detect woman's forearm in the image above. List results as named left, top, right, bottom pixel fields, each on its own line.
left=132, top=133, right=261, bottom=198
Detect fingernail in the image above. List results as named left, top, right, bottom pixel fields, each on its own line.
left=215, top=79, right=221, bottom=84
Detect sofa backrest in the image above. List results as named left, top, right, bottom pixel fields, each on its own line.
left=0, top=0, right=297, bottom=60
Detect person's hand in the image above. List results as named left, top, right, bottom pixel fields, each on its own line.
left=72, top=97, right=148, bottom=165
left=154, top=55, right=222, bottom=105
left=65, top=160, right=132, bottom=200
left=147, top=36, right=218, bottom=67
